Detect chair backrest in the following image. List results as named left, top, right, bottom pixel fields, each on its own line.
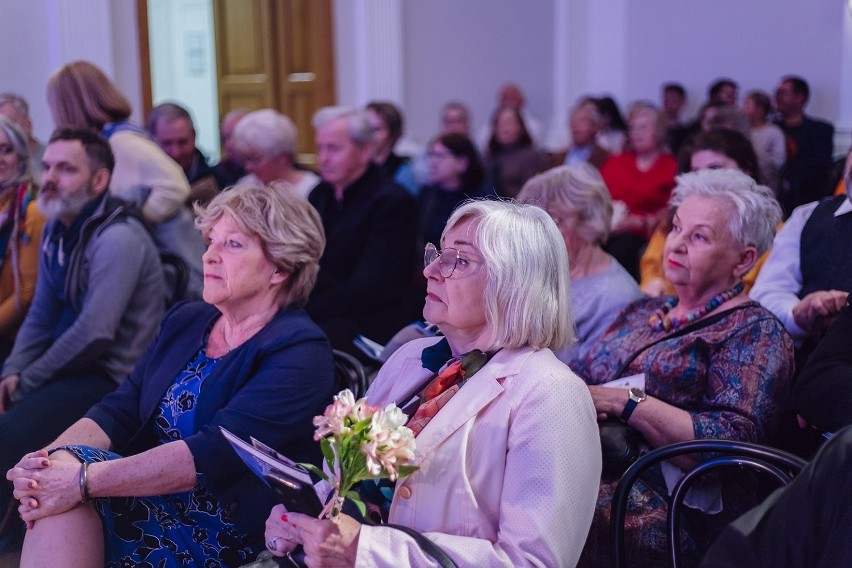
left=332, top=350, right=369, bottom=399
left=160, top=251, right=190, bottom=307
left=611, top=439, right=808, bottom=568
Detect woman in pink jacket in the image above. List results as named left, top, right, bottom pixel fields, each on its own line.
left=264, top=200, right=602, bottom=567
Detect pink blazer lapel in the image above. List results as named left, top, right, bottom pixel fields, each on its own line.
left=410, top=365, right=505, bottom=466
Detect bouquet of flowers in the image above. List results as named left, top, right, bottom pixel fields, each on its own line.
left=303, top=389, right=418, bottom=519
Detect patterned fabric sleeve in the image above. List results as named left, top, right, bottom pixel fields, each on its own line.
left=692, top=315, right=794, bottom=443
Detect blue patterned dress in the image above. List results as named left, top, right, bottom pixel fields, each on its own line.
left=62, top=347, right=259, bottom=568
left=569, top=298, right=795, bottom=568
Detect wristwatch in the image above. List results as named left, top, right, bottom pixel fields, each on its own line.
left=620, top=387, right=646, bottom=423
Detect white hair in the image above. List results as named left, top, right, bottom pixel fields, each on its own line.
left=669, top=169, right=782, bottom=255
left=232, top=109, right=298, bottom=158
left=441, top=199, right=574, bottom=352
left=312, top=106, right=373, bottom=147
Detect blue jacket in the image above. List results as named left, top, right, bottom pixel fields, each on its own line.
left=85, top=301, right=335, bottom=539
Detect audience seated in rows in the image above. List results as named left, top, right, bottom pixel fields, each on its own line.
left=483, top=105, right=543, bottom=198
left=0, top=118, right=46, bottom=362
left=0, top=65, right=845, bottom=566
left=517, top=164, right=641, bottom=364
left=231, top=108, right=320, bottom=199
left=7, top=184, right=335, bottom=567
left=147, top=101, right=227, bottom=205
left=265, top=200, right=601, bottom=567
left=0, top=129, right=166, bottom=551
left=600, top=101, right=677, bottom=279
left=47, top=60, right=205, bottom=300
left=569, top=169, right=792, bottom=567
left=0, top=94, right=44, bottom=185
left=307, top=106, right=419, bottom=357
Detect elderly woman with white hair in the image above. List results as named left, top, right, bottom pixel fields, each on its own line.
left=518, top=164, right=642, bottom=364
left=233, top=109, right=320, bottom=198
left=264, top=200, right=602, bottom=567
left=572, top=169, right=794, bottom=568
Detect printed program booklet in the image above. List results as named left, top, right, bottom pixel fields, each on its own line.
left=219, top=426, right=323, bottom=515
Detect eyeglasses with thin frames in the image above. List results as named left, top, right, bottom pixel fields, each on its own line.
left=424, top=242, right=480, bottom=278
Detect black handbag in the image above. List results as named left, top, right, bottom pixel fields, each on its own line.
left=599, top=419, right=646, bottom=476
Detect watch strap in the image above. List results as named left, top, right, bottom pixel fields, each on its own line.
left=620, top=397, right=639, bottom=423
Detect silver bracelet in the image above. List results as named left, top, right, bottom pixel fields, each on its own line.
left=79, top=462, right=92, bottom=503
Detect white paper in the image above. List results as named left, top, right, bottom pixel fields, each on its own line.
left=600, top=373, right=646, bottom=390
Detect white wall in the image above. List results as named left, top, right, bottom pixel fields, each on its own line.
left=401, top=0, right=555, bottom=149
left=331, top=0, right=851, bottom=155
left=624, top=0, right=844, bottom=124
left=0, top=0, right=142, bottom=142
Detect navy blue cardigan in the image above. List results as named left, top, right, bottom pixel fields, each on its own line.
left=86, top=301, right=335, bottom=539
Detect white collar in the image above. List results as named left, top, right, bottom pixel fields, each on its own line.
left=835, top=197, right=852, bottom=217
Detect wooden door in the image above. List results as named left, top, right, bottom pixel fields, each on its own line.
left=213, top=0, right=336, bottom=162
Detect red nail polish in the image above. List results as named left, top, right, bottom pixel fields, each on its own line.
left=281, top=514, right=288, bottom=522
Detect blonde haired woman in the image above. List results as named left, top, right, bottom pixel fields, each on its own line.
left=47, top=60, right=204, bottom=298
left=8, top=185, right=335, bottom=567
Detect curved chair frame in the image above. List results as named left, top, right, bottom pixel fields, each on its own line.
left=611, top=439, right=807, bottom=568
left=331, top=349, right=369, bottom=399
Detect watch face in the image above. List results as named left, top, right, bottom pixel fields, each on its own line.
left=629, top=387, right=646, bottom=400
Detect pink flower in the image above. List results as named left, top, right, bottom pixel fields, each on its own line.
left=312, top=389, right=418, bottom=516
left=312, top=389, right=357, bottom=440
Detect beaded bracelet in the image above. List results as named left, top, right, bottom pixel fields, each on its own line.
left=79, top=462, right=92, bottom=503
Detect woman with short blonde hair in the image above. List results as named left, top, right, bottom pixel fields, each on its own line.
left=195, top=184, right=325, bottom=306
left=10, top=184, right=335, bottom=568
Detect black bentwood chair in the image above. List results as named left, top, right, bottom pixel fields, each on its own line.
left=331, top=349, right=369, bottom=399
left=610, top=439, right=808, bottom=568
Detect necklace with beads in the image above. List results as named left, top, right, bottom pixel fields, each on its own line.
left=648, top=282, right=745, bottom=332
